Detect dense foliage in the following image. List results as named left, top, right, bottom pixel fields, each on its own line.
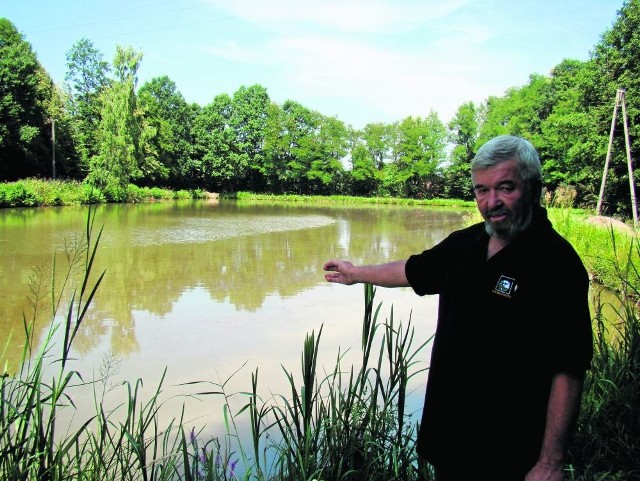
left=1, top=1, right=640, bottom=219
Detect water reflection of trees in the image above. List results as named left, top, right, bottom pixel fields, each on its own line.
left=1, top=202, right=467, bottom=366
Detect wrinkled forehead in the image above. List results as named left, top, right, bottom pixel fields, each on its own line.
left=471, top=159, right=519, bottom=186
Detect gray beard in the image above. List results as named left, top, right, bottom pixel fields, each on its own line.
left=484, top=204, right=535, bottom=241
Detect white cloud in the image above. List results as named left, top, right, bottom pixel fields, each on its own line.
left=201, top=16, right=498, bottom=124
left=196, top=0, right=532, bottom=125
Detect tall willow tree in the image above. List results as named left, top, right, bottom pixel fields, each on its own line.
left=88, top=45, right=144, bottom=198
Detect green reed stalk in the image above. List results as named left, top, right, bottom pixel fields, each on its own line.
left=264, top=284, right=432, bottom=481
left=270, top=327, right=323, bottom=480
left=245, top=368, right=272, bottom=480
left=0, top=207, right=196, bottom=481
left=0, top=205, right=106, bottom=480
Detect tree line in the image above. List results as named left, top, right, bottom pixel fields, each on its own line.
left=1, top=0, right=639, bottom=218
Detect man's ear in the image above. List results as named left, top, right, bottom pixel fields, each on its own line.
left=532, top=179, right=543, bottom=203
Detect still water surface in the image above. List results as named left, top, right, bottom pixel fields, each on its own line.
left=0, top=200, right=469, bottom=445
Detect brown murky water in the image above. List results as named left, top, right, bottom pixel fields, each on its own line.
left=0, top=200, right=468, bottom=441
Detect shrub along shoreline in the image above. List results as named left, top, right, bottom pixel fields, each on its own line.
left=1, top=179, right=639, bottom=480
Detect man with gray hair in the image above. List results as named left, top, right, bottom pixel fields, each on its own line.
left=323, top=135, right=593, bottom=480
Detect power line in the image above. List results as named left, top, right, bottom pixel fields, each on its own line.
left=15, top=0, right=238, bottom=47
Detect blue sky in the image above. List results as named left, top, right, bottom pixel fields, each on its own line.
left=2, top=0, right=623, bottom=129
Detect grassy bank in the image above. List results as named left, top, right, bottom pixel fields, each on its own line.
left=231, top=191, right=477, bottom=209
left=0, top=178, right=208, bottom=207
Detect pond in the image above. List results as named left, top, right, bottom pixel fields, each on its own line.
left=0, top=199, right=470, bottom=447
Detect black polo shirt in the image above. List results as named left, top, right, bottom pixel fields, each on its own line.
left=405, top=208, right=593, bottom=473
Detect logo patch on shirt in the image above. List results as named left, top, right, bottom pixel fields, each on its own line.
left=493, top=275, right=516, bottom=298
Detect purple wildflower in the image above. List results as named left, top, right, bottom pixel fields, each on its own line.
left=229, top=459, right=238, bottom=479
left=189, top=427, right=197, bottom=445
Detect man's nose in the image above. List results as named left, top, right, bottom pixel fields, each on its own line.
left=486, top=190, right=503, bottom=208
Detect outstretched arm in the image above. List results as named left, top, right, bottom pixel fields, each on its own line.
left=323, top=259, right=409, bottom=288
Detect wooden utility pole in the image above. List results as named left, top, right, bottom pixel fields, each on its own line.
left=596, top=88, right=638, bottom=227
left=50, top=118, right=56, bottom=179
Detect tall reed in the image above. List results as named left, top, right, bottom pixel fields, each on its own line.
left=252, top=283, right=433, bottom=481
left=570, top=233, right=640, bottom=481
left=0, top=207, right=105, bottom=480
left=0, top=208, right=197, bottom=480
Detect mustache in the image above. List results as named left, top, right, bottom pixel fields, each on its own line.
left=486, top=208, right=510, bottom=218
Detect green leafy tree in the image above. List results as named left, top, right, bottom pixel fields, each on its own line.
left=306, top=115, right=348, bottom=195
left=191, top=93, right=236, bottom=192
left=263, top=100, right=345, bottom=195
left=347, top=122, right=391, bottom=196
left=138, top=75, right=194, bottom=188
left=88, top=45, right=144, bottom=198
left=38, top=66, right=81, bottom=180
left=350, top=143, right=381, bottom=196
left=0, top=18, right=53, bottom=180
left=349, top=129, right=382, bottom=197
left=477, top=74, right=553, bottom=147
left=386, top=112, right=447, bottom=198
left=361, top=122, right=391, bottom=170
left=271, top=100, right=320, bottom=194
left=445, top=101, right=479, bottom=200
left=262, top=102, right=292, bottom=193
left=585, top=0, right=640, bottom=218
left=284, top=100, right=320, bottom=194
left=229, top=84, right=270, bottom=191
left=535, top=59, right=604, bottom=206
left=64, top=37, right=110, bottom=174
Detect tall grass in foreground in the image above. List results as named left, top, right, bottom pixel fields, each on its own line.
left=569, top=233, right=640, bottom=481
left=263, top=283, right=432, bottom=481
left=2, top=207, right=639, bottom=481
left=0, top=209, right=188, bottom=480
